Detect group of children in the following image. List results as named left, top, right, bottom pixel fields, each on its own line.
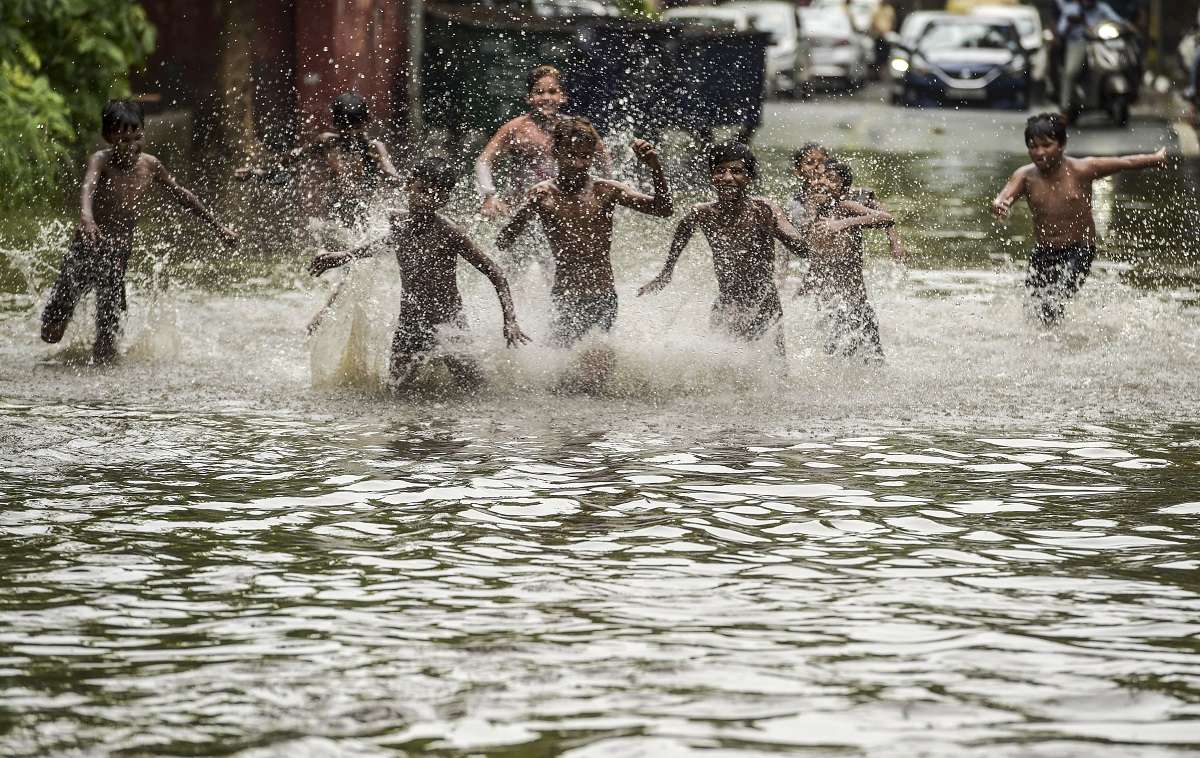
left=40, top=65, right=1168, bottom=393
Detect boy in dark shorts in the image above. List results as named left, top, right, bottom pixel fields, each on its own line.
left=638, top=142, right=808, bottom=359
left=236, top=91, right=403, bottom=226
left=992, top=112, right=1166, bottom=325
left=41, top=99, right=239, bottom=363
left=497, top=116, right=672, bottom=349
left=793, top=159, right=895, bottom=363
left=308, top=158, right=529, bottom=390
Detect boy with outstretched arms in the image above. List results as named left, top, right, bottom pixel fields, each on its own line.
left=476, top=65, right=611, bottom=220
left=794, top=159, right=895, bottom=363
left=237, top=91, right=402, bottom=226
left=497, top=116, right=672, bottom=349
left=309, top=158, right=529, bottom=390
left=638, top=142, right=808, bottom=358
left=993, top=112, right=1166, bottom=325
left=790, top=142, right=906, bottom=262
left=41, top=99, right=239, bottom=363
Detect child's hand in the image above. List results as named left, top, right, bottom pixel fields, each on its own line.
left=1153, top=147, right=1168, bottom=165
left=890, top=243, right=908, bottom=263
left=991, top=196, right=1012, bottom=219
left=308, top=251, right=349, bottom=277
left=80, top=217, right=101, bottom=243
left=631, top=139, right=661, bottom=170
left=503, top=319, right=531, bottom=348
left=530, top=184, right=556, bottom=211
left=638, top=275, right=669, bottom=296
left=481, top=195, right=510, bottom=219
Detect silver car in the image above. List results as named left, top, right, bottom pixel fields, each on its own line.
left=800, top=7, right=870, bottom=89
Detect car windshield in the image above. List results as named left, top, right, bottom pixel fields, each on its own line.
left=919, top=22, right=1016, bottom=50
left=802, top=9, right=852, bottom=35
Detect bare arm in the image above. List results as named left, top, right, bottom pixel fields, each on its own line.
left=611, top=139, right=673, bottom=218
left=371, top=140, right=404, bottom=186
left=829, top=199, right=894, bottom=231
left=639, top=210, right=697, bottom=296
left=992, top=168, right=1027, bottom=219
left=496, top=186, right=544, bottom=250
left=79, top=152, right=104, bottom=241
left=1081, top=148, right=1168, bottom=179
left=476, top=123, right=513, bottom=218
left=153, top=157, right=238, bottom=247
left=307, top=236, right=384, bottom=276
left=764, top=199, right=809, bottom=259
left=858, top=191, right=906, bottom=261
left=455, top=227, right=530, bottom=347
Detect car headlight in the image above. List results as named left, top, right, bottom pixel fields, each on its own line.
left=1096, top=22, right=1120, bottom=40
left=890, top=58, right=910, bottom=73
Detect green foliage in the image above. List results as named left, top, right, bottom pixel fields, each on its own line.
left=0, top=0, right=156, bottom=208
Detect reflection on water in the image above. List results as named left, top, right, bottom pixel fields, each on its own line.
left=2, top=407, right=1199, bottom=756
left=0, top=147, right=1198, bottom=755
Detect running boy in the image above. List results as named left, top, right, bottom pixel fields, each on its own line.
left=497, top=117, right=672, bottom=349
left=236, top=91, right=402, bottom=226
left=794, top=159, right=895, bottom=363
left=790, top=142, right=906, bottom=262
left=308, top=158, right=529, bottom=390
left=639, top=142, right=808, bottom=358
left=992, top=112, right=1166, bottom=325
left=476, top=65, right=610, bottom=219
left=41, top=99, right=239, bottom=363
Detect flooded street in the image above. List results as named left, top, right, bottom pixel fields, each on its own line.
left=2, top=94, right=1199, bottom=755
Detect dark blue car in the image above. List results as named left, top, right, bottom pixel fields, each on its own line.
left=889, top=15, right=1030, bottom=109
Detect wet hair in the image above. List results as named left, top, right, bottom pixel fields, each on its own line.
left=1024, top=112, right=1067, bottom=146
left=527, top=64, right=563, bottom=93
left=101, top=99, right=144, bottom=134
left=827, top=159, right=853, bottom=191
left=409, top=156, right=458, bottom=192
left=708, top=141, right=758, bottom=179
left=551, top=116, right=600, bottom=153
left=792, top=141, right=828, bottom=167
left=330, top=92, right=370, bottom=129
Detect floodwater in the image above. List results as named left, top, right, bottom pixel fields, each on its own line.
left=1, top=146, right=1198, bottom=756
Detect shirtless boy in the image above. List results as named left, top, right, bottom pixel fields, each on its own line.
left=794, top=159, right=895, bottom=363
left=992, top=112, right=1166, bottom=325
left=476, top=65, right=610, bottom=220
left=237, top=91, right=402, bottom=227
left=309, top=158, right=529, bottom=390
left=639, top=142, right=808, bottom=359
left=41, top=99, right=239, bottom=363
left=497, top=117, right=672, bottom=350
left=790, top=142, right=906, bottom=262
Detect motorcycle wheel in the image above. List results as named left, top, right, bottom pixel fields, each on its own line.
left=1109, top=96, right=1130, bottom=127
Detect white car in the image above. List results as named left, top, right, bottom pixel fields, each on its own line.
left=809, top=0, right=879, bottom=35
left=664, top=2, right=812, bottom=97
left=970, top=5, right=1048, bottom=92
left=800, top=7, right=869, bottom=89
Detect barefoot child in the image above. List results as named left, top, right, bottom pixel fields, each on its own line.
left=992, top=112, right=1167, bottom=325
left=639, top=142, right=808, bottom=359
left=309, top=158, right=529, bottom=390
left=41, top=100, right=239, bottom=363
left=794, top=159, right=895, bottom=363
left=498, top=116, right=671, bottom=340
left=237, top=91, right=403, bottom=227
left=475, top=65, right=610, bottom=220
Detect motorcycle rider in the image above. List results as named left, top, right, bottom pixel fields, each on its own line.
left=1055, top=0, right=1125, bottom=114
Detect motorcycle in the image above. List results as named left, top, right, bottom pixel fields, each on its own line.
left=1063, top=20, right=1142, bottom=126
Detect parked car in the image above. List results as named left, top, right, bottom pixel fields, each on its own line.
left=889, top=15, right=1031, bottom=109
left=970, top=5, right=1048, bottom=97
left=800, top=7, right=870, bottom=89
left=530, top=0, right=619, bottom=16
left=664, top=1, right=812, bottom=97
left=809, top=0, right=879, bottom=35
